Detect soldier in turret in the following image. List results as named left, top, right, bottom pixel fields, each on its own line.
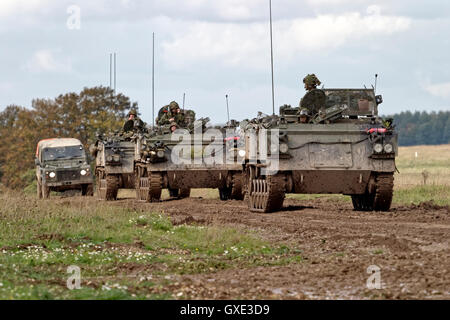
left=299, top=74, right=326, bottom=116
left=157, top=101, right=185, bottom=127
left=123, top=109, right=145, bottom=132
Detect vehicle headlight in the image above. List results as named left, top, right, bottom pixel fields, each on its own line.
left=373, top=144, right=383, bottom=153
left=113, top=155, right=120, bottom=162
left=107, top=156, right=113, bottom=162
left=279, top=143, right=289, bottom=154
left=157, top=150, right=165, bottom=158
left=49, top=172, right=56, bottom=179
left=238, top=149, right=246, bottom=157
left=384, top=144, right=393, bottom=153
left=270, top=143, right=279, bottom=154
left=80, top=170, right=87, bottom=176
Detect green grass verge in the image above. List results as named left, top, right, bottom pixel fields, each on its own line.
left=0, top=193, right=302, bottom=300
left=393, top=185, right=449, bottom=206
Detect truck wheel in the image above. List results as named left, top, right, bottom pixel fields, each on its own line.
left=37, top=180, right=43, bottom=199
left=82, top=184, right=94, bottom=196
left=42, top=184, right=50, bottom=199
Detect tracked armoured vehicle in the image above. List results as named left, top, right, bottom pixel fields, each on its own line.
left=242, top=88, right=398, bottom=213
left=90, top=132, right=137, bottom=200
left=134, top=117, right=245, bottom=202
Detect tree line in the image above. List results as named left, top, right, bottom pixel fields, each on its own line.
left=0, top=87, right=137, bottom=189
left=390, top=111, right=450, bottom=146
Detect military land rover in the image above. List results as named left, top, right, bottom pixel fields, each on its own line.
left=35, top=138, right=94, bottom=199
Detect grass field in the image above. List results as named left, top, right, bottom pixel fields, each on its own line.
left=0, top=193, right=301, bottom=300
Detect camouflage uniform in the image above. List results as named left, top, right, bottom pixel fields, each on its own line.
left=157, top=101, right=185, bottom=128
left=123, top=109, right=145, bottom=132
left=299, top=74, right=326, bottom=115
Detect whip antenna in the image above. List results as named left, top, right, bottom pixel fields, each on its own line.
left=152, top=33, right=155, bottom=126
left=226, top=94, right=231, bottom=126
left=269, top=0, right=275, bottom=115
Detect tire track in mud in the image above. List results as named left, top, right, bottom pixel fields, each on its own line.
left=65, top=196, right=450, bottom=299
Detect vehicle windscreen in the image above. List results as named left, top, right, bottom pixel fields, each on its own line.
left=42, top=146, right=86, bottom=161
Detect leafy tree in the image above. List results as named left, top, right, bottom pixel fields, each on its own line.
left=0, top=87, right=138, bottom=189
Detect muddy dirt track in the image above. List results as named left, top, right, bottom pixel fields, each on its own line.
left=105, top=195, right=449, bottom=300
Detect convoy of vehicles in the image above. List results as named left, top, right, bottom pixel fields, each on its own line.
left=36, top=86, right=397, bottom=214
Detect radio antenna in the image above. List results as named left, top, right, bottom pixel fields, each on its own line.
left=109, top=53, right=112, bottom=90
left=374, top=74, right=378, bottom=94
left=226, top=94, right=231, bottom=126
left=114, top=52, right=117, bottom=93
left=269, top=0, right=275, bottom=116
left=182, top=93, right=186, bottom=111
left=152, top=33, right=155, bottom=126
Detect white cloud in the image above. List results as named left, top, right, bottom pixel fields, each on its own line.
left=424, top=82, right=450, bottom=99
left=161, top=5, right=411, bottom=70
left=23, top=50, right=73, bottom=73
left=0, top=0, right=48, bottom=17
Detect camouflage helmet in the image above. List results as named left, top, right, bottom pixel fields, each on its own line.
left=303, top=74, right=321, bottom=87
left=169, top=101, right=179, bottom=110
left=128, top=109, right=138, bottom=116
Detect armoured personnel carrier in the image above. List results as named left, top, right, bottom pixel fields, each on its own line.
left=241, top=88, right=398, bottom=213
left=90, top=131, right=137, bottom=200
left=134, top=117, right=245, bottom=202
left=35, top=138, right=94, bottom=198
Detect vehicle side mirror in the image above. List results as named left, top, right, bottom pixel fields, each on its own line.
left=375, top=95, right=383, bottom=105
left=35, top=158, right=40, bottom=166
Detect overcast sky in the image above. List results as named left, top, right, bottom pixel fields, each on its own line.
left=1, top=0, right=450, bottom=123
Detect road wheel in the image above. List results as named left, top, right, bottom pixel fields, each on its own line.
left=230, top=173, right=244, bottom=200
left=37, top=180, right=42, bottom=199
left=219, top=187, right=231, bottom=201
left=169, top=188, right=179, bottom=198
left=42, top=183, right=50, bottom=199
left=178, top=188, right=191, bottom=199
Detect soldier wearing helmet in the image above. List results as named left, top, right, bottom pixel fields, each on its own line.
left=303, top=74, right=322, bottom=91
left=123, top=108, right=145, bottom=132
left=299, top=108, right=310, bottom=124
left=299, top=74, right=326, bottom=116
left=157, top=101, right=185, bottom=127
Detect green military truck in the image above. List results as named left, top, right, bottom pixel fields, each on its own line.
left=35, top=138, right=94, bottom=199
